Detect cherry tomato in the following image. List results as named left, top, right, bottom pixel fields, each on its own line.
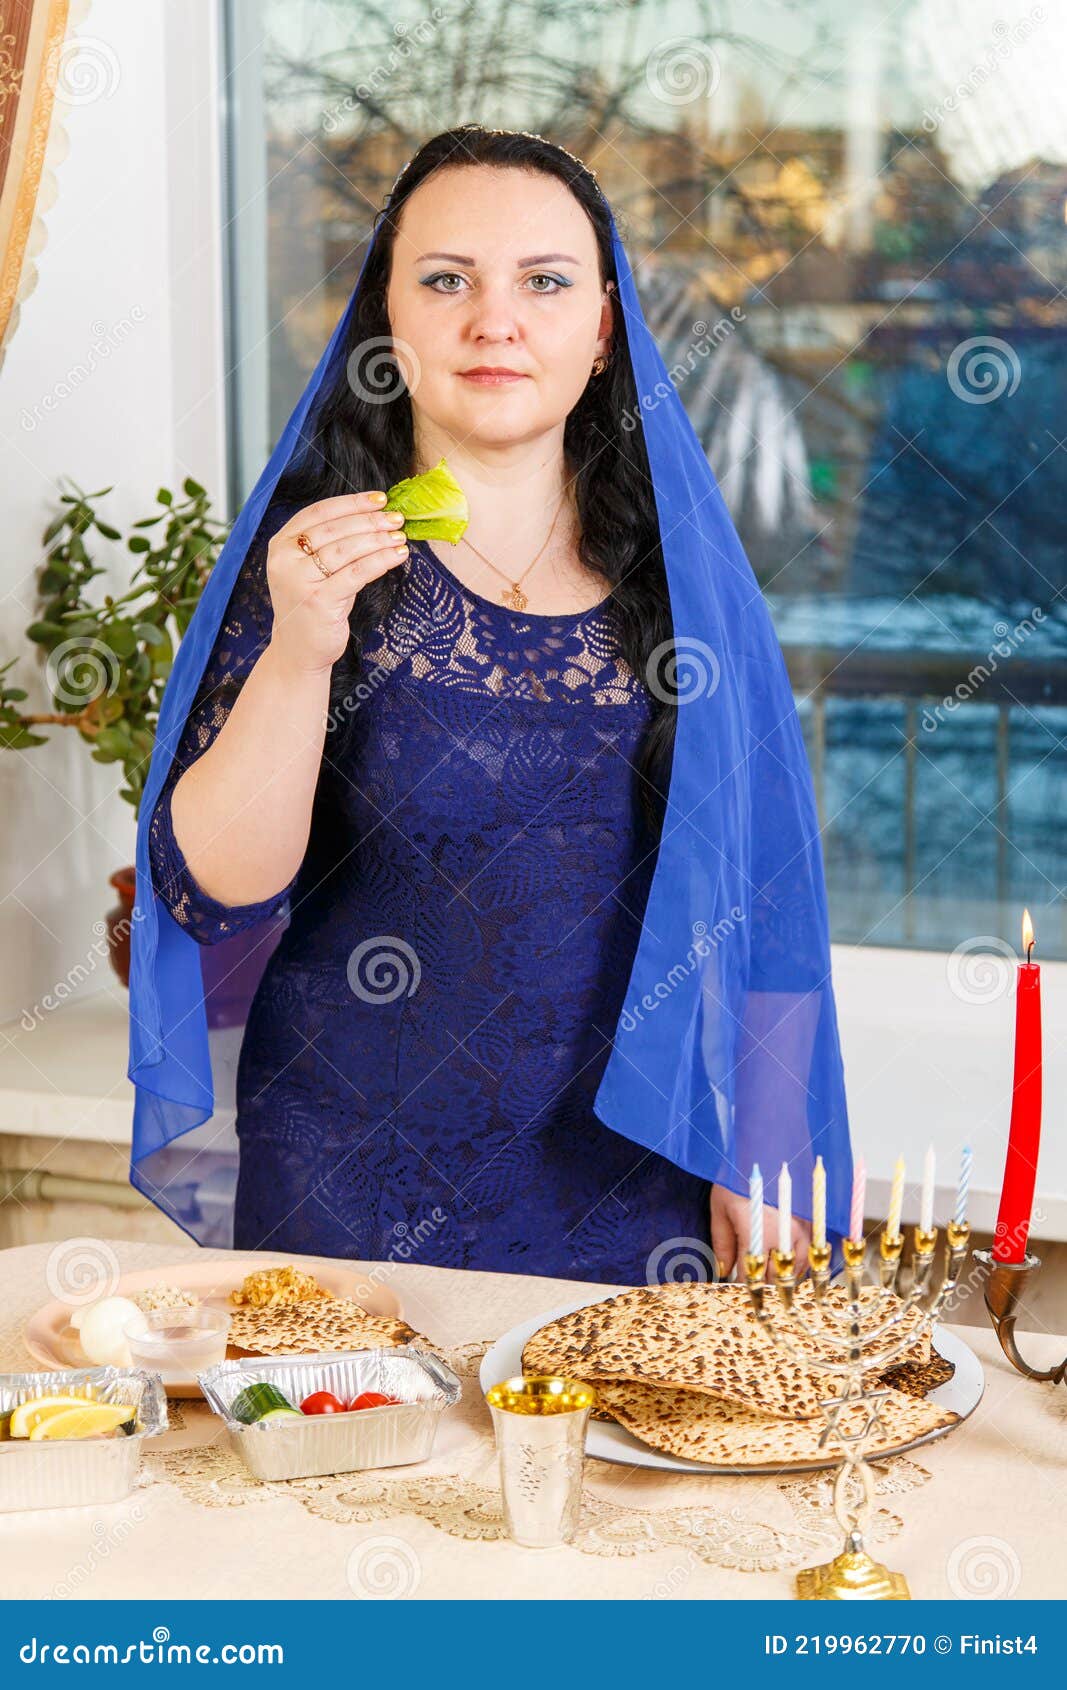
left=347, top=1391, right=402, bottom=1411
left=299, top=1390, right=346, bottom=1415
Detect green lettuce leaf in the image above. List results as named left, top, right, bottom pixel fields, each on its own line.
left=384, top=456, right=469, bottom=543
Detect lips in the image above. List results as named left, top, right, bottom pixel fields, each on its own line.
left=458, top=367, right=528, bottom=384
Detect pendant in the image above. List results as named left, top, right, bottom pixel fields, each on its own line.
left=504, top=584, right=528, bottom=611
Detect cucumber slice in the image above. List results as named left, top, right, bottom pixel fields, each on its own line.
left=230, top=1383, right=296, bottom=1424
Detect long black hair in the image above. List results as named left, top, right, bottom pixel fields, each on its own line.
left=273, top=124, right=676, bottom=838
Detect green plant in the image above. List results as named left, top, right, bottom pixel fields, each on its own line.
left=0, top=477, right=230, bottom=816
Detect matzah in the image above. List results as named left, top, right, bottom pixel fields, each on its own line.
left=521, top=1282, right=930, bottom=1421
left=593, top=1375, right=958, bottom=1468
left=227, top=1297, right=423, bottom=1357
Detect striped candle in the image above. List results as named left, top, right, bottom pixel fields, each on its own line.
left=749, top=1163, right=764, bottom=1260
left=887, top=1157, right=906, bottom=1240
left=849, top=1157, right=866, bottom=1245
left=954, top=1144, right=973, bottom=1228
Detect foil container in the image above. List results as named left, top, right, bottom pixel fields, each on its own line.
left=0, top=1366, right=168, bottom=1513
left=198, top=1346, right=461, bottom=1482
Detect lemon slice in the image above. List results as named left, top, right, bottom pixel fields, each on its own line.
left=9, top=1392, right=100, bottom=1439
left=26, top=1402, right=136, bottom=1441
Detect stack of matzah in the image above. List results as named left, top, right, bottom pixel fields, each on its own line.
left=519, top=1282, right=957, bottom=1469
left=227, top=1297, right=425, bottom=1357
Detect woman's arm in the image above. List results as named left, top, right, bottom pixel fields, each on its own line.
left=156, top=492, right=409, bottom=917
left=148, top=506, right=306, bottom=943
left=167, top=640, right=328, bottom=909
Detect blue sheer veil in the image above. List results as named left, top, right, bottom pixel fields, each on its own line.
left=127, top=188, right=852, bottom=1248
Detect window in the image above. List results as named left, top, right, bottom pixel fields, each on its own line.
left=222, top=0, right=1067, bottom=958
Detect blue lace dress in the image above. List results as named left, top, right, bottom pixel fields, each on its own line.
left=148, top=516, right=712, bottom=1282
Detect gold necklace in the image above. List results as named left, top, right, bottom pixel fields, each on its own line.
left=457, top=493, right=569, bottom=611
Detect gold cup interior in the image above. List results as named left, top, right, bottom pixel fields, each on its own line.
left=485, top=1374, right=598, bottom=1415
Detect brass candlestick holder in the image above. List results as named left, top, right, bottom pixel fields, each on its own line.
left=974, top=1249, right=1067, bottom=1385
left=745, top=1220, right=971, bottom=1601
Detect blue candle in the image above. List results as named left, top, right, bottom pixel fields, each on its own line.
left=954, top=1144, right=972, bottom=1229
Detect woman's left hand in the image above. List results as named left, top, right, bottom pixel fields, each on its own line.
left=710, top=1184, right=813, bottom=1281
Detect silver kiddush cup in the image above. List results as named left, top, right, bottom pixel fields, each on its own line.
left=484, top=1374, right=597, bottom=1548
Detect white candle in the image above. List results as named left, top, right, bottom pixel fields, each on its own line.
left=749, top=1164, right=764, bottom=1260
left=778, top=1161, right=792, bottom=1256
left=812, top=1156, right=826, bottom=1251
left=887, top=1156, right=906, bottom=1240
left=955, top=1144, right=973, bottom=1228
left=920, top=1145, right=936, bottom=1233
left=849, top=1157, right=866, bottom=1244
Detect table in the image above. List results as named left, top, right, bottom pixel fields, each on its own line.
left=1, top=1240, right=1064, bottom=1599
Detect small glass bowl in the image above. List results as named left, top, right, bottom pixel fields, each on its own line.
left=123, top=1307, right=231, bottom=1384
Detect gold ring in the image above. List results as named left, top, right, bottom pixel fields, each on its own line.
left=296, top=531, right=331, bottom=578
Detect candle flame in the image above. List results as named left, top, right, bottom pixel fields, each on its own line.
left=1022, top=908, right=1035, bottom=954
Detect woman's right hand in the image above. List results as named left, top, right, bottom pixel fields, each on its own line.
left=710, top=1184, right=812, bottom=1281
left=265, top=491, right=410, bottom=676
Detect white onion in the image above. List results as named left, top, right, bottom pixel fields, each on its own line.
left=67, top=1301, right=103, bottom=1333
left=77, top=1297, right=148, bottom=1366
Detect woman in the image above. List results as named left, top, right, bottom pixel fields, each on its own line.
left=134, top=126, right=850, bottom=1279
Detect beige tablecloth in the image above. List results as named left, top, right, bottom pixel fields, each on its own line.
left=1, top=1240, right=1063, bottom=1599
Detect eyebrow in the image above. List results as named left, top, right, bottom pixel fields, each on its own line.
left=415, top=251, right=583, bottom=266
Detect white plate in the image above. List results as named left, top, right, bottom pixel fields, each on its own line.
left=25, top=1255, right=404, bottom=1399
left=479, top=1293, right=985, bottom=1475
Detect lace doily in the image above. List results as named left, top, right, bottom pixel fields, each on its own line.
left=142, top=1340, right=932, bottom=1574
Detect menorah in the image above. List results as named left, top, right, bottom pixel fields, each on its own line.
left=744, top=1217, right=972, bottom=1601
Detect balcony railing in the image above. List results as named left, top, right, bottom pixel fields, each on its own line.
left=783, top=647, right=1066, bottom=948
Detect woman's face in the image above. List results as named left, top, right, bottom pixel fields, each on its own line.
left=386, top=165, right=614, bottom=453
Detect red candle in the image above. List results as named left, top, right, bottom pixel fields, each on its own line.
left=992, top=909, right=1042, bottom=1263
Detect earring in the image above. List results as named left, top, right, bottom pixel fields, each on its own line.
left=591, top=353, right=609, bottom=376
